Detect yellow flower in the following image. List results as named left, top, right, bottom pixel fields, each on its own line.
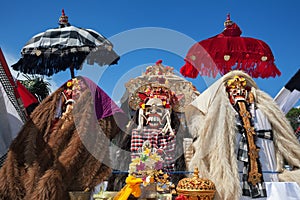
left=129, top=164, right=136, bottom=174
left=150, top=154, right=160, bottom=161
left=67, top=81, right=72, bottom=87
left=72, top=78, right=79, bottom=84
left=132, top=157, right=140, bottom=164
left=144, top=148, right=151, bottom=155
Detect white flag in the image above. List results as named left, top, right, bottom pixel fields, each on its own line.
left=274, top=69, right=300, bottom=114
left=0, top=82, right=23, bottom=157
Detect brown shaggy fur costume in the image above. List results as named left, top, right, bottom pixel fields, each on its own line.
left=0, top=77, right=126, bottom=200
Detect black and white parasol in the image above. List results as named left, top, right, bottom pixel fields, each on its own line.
left=12, top=9, right=120, bottom=78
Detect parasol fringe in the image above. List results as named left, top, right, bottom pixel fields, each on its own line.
left=181, top=46, right=281, bottom=79
left=12, top=48, right=119, bottom=77
left=180, top=61, right=199, bottom=78
left=180, top=17, right=281, bottom=79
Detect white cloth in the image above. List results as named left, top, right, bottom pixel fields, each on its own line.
left=275, top=87, right=300, bottom=114
left=186, top=70, right=300, bottom=200
left=253, top=109, right=278, bottom=182
left=240, top=182, right=300, bottom=200
left=0, top=82, right=23, bottom=157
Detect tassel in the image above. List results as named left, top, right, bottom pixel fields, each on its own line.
left=180, top=61, right=199, bottom=78
left=161, top=110, right=174, bottom=136
left=113, top=176, right=143, bottom=200
left=180, top=36, right=281, bottom=79
left=136, top=108, right=144, bottom=131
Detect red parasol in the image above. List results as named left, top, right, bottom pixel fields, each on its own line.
left=180, top=14, right=281, bottom=79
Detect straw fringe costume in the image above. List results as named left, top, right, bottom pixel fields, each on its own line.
left=0, top=76, right=126, bottom=200
left=186, top=70, right=300, bottom=200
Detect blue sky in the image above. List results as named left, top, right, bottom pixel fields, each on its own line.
left=0, top=0, right=300, bottom=106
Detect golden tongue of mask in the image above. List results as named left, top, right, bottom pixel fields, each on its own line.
left=237, top=101, right=262, bottom=185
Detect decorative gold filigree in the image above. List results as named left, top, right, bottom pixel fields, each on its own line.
left=176, top=168, right=216, bottom=200
left=237, top=101, right=262, bottom=186
left=125, top=61, right=199, bottom=112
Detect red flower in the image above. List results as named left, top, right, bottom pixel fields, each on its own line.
left=176, top=194, right=188, bottom=200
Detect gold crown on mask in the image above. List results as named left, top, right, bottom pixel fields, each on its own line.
left=226, top=75, right=247, bottom=89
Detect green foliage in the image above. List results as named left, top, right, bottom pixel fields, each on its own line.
left=286, top=107, right=300, bottom=131
left=20, top=74, right=51, bottom=102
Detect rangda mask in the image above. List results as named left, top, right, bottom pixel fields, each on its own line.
left=226, top=75, right=250, bottom=105
left=144, top=98, right=166, bottom=128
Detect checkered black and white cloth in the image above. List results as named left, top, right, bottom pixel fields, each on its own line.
left=0, top=153, right=7, bottom=168
left=0, top=63, right=27, bottom=123
left=0, top=51, right=27, bottom=167
left=12, top=26, right=119, bottom=76
left=235, top=104, right=273, bottom=198
left=131, top=128, right=176, bottom=171
left=22, top=26, right=112, bottom=53
left=296, top=127, right=300, bottom=142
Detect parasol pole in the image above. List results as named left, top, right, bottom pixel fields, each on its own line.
left=70, top=65, right=75, bottom=79
left=60, top=9, right=75, bottom=79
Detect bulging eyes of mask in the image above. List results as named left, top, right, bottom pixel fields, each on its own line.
left=228, top=86, right=248, bottom=105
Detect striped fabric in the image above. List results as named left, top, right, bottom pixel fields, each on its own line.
left=296, top=127, right=300, bottom=142
left=237, top=125, right=273, bottom=163
left=275, top=69, right=300, bottom=114
left=22, top=26, right=112, bottom=54
left=131, top=128, right=176, bottom=171
left=0, top=153, right=7, bottom=167
left=241, top=164, right=267, bottom=198
left=0, top=49, right=26, bottom=167
left=0, top=50, right=27, bottom=123
left=0, top=68, right=26, bottom=123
